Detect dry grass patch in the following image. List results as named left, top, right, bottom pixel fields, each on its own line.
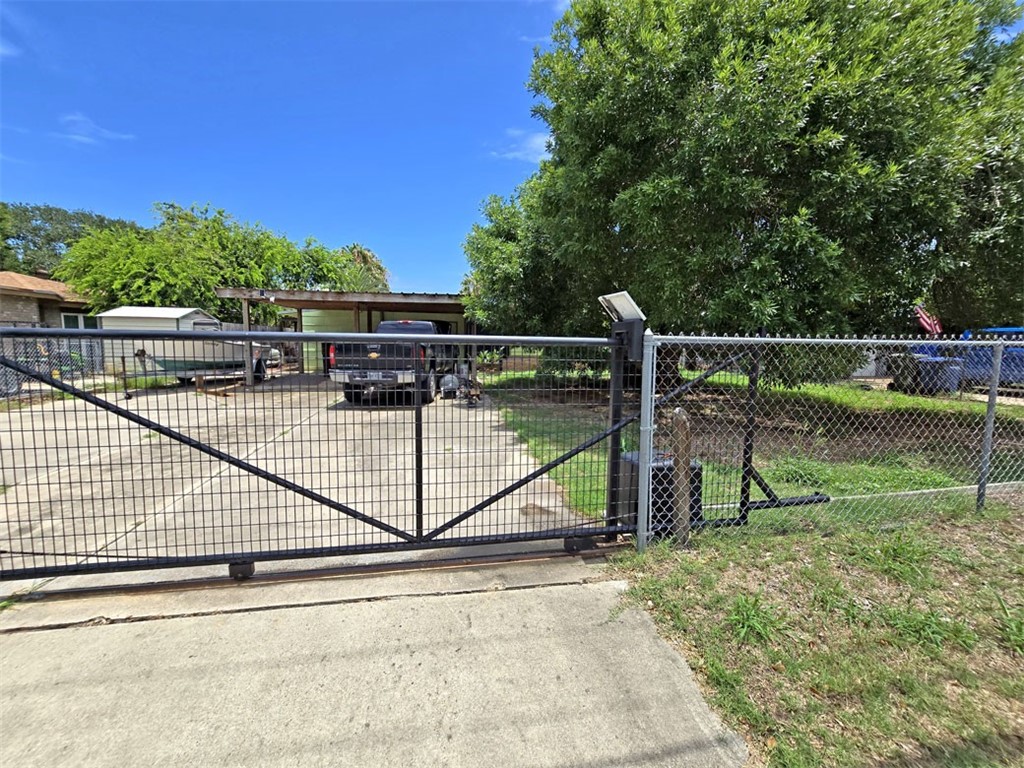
left=613, top=495, right=1024, bottom=767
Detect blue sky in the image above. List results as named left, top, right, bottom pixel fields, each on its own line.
left=2, top=2, right=1021, bottom=294
left=0, top=1, right=566, bottom=292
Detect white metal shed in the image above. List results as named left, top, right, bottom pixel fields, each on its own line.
left=95, top=307, right=221, bottom=375
left=96, top=306, right=220, bottom=332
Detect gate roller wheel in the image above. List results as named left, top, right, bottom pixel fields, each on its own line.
left=229, top=562, right=255, bottom=581
left=563, top=537, right=597, bottom=554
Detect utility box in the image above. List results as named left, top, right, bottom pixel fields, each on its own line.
left=614, top=450, right=704, bottom=540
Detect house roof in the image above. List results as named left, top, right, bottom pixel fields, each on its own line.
left=0, top=271, right=87, bottom=305
left=214, top=288, right=465, bottom=314
left=96, top=306, right=212, bottom=319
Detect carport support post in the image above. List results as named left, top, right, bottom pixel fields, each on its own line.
left=604, top=336, right=627, bottom=542
left=977, top=341, right=1004, bottom=512
left=296, top=309, right=305, bottom=374
left=242, top=298, right=254, bottom=386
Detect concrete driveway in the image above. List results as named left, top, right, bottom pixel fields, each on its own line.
left=1, top=374, right=592, bottom=578
left=0, top=556, right=747, bottom=768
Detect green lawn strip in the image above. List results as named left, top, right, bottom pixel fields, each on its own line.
left=487, top=380, right=1020, bottom=527
left=485, top=365, right=1024, bottom=423
left=769, top=381, right=1024, bottom=421
left=496, top=399, right=610, bottom=518
left=699, top=453, right=971, bottom=509
left=675, top=371, right=1024, bottom=422
left=612, top=504, right=1024, bottom=767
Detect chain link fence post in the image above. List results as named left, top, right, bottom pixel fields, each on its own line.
left=976, top=341, right=1005, bottom=512
left=637, top=331, right=657, bottom=551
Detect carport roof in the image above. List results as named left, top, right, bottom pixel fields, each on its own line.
left=215, top=288, right=465, bottom=314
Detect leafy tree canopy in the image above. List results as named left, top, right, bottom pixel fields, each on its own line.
left=55, top=203, right=389, bottom=324
left=0, top=202, right=137, bottom=275
left=464, top=0, right=1023, bottom=336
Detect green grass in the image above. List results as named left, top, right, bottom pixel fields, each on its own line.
left=498, top=402, right=610, bottom=517
left=612, top=502, right=1024, bottom=767
left=993, top=592, right=1024, bottom=656
left=769, top=380, right=1024, bottom=421
left=696, top=453, right=973, bottom=511
left=726, top=591, right=786, bottom=645
left=675, top=370, right=1024, bottom=421
left=488, top=372, right=1023, bottom=534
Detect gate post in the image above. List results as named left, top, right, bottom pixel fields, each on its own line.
left=605, top=337, right=626, bottom=542
left=637, top=331, right=657, bottom=552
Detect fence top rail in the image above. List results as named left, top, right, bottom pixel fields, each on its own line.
left=649, top=334, right=1019, bottom=349
left=0, top=327, right=613, bottom=347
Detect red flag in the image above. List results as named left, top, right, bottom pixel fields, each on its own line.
left=914, top=305, right=943, bottom=335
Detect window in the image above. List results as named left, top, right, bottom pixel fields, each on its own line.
left=61, top=313, right=98, bottom=330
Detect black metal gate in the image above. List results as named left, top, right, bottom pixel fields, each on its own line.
left=0, top=328, right=637, bottom=580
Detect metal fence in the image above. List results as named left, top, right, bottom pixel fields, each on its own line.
left=0, top=328, right=631, bottom=579
left=3, top=327, right=1022, bottom=580
left=635, top=334, right=1024, bottom=549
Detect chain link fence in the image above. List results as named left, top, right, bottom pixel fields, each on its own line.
left=637, top=335, right=1024, bottom=546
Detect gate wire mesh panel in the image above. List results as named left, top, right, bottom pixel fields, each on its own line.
left=451, top=343, right=639, bottom=544
left=646, top=336, right=1024, bottom=538
left=0, top=329, right=630, bottom=579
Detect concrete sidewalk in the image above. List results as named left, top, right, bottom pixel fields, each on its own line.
left=0, top=557, right=747, bottom=768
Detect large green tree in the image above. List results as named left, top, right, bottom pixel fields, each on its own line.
left=464, top=0, right=1023, bottom=336
left=0, top=202, right=137, bottom=275
left=931, top=36, right=1024, bottom=330
left=57, top=203, right=389, bottom=324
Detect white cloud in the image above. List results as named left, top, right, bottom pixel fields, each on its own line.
left=518, top=35, right=550, bottom=44
left=53, top=113, right=135, bottom=145
left=492, top=130, right=551, bottom=164
left=0, top=39, right=21, bottom=57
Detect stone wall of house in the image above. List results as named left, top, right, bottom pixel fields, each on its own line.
left=0, top=294, right=42, bottom=325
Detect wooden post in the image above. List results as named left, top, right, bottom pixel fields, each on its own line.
left=296, top=308, right=305, bottom=374
left=669, top=407, right=692, bottom=546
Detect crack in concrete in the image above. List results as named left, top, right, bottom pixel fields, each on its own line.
left=0, top=576, right=619, bottom=635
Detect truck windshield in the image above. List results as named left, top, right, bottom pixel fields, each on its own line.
left=376, top=321, right=437, bottom=334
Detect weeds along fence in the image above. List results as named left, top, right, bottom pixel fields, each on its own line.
left=636, top=334, right=1024, bottom=548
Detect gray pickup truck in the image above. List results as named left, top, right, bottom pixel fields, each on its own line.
left=328, top=320, right=457, bottom=404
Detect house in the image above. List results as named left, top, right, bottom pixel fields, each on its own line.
left=0, top=271, right=91, bottom=328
